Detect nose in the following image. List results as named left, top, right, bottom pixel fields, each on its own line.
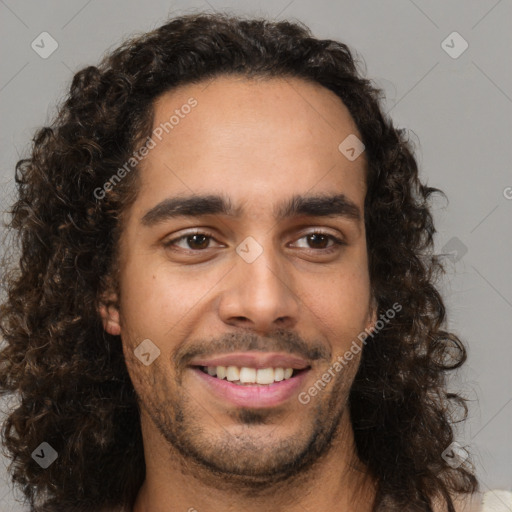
left=217, top=245, right=300, bottom=334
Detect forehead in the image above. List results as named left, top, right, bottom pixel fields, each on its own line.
left=150, top=74, right=362, bottom=157
left=132, top=75, right=367, bottom=219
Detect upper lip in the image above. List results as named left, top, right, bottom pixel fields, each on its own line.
left=188, top=352, right=311, bottom=370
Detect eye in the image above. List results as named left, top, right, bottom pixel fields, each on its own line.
left=291, top=231, right=345, bottom=253
left=162, top=229, right=345, bottom=254
left=163, top=230, right=221, bottom=251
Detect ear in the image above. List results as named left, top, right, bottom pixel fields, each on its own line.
left=367, top=295, right=378, bottom=331
left=98, top=290, right=121, bottom=336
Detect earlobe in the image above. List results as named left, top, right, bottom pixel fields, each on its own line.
left=367, top=297, right=378, bottom=331
left=98, top=292, right=121, bottom=336
left=99, top=303, right=121, bottom=336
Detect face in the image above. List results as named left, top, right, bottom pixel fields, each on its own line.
left=101, top=75, right=376, bottom=486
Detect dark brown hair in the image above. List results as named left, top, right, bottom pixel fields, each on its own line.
left=0, top=12, right=477, bottom=512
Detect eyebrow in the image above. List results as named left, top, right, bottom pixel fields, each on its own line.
left=140, top=193, right=362, bottom=226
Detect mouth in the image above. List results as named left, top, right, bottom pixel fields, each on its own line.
left=195, top=364, right=307, bottom=385
left=188, top=355, right=311, bottom=408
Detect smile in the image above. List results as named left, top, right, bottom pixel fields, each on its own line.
left=189, top=365, right=310, bottom=408
left=199, top=365, right=298, bottom=384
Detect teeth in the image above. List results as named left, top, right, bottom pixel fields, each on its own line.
left=226, top=366, right=240, bottom=382
left=216, top=366, right=226, bottom=379
left=203, top=365, right=296, bottom=384
left=239, top=367, right=256, bottom=383
left=274, top=367, right=284, bottom=381
left=256, top=368, right=275, bottom=384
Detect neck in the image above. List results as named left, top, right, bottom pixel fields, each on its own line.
left=132, top=409, right=377, bottom=512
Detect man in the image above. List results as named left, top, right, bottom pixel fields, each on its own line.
left=0, top=12, right=481, bottom=512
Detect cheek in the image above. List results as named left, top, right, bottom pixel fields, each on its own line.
left=117, top=253, right=222, bottom=342
left=315, top=286, right=370, bottom=337
left=300, top=255, right=371, bottom=349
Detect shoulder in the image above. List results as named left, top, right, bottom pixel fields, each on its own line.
left=445, top=492, right=479, bottom=512
left=448, top=490, right=512, bottom=512
left=479, top=490, right=512, bottom=511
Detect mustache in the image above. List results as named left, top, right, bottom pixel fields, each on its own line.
left=174, top=329, right=331, bottom=368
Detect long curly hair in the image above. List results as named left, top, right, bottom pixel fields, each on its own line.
left=0, top=12, right=477, bottom=512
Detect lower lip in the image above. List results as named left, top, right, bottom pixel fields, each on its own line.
left=189, top=367, right=309, bottom=408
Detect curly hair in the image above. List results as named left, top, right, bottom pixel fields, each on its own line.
left=0, top=12, right=477, bottom=512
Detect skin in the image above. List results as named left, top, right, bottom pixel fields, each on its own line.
left=100, top=75, right=379, bottom=512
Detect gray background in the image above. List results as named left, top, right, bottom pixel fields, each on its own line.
left=0, top=0, right=511, bottom=510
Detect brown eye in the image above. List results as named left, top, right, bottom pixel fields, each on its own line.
left=163, top=231, right=219, bottom=251
left=184, top=234, right=210, bottom=250
left=292, top=231, right=345, bottom=252
left=306, top=233, right=331, bottom=249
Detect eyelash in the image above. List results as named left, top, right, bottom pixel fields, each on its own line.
left=162, top=229, right=346, bottom=254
